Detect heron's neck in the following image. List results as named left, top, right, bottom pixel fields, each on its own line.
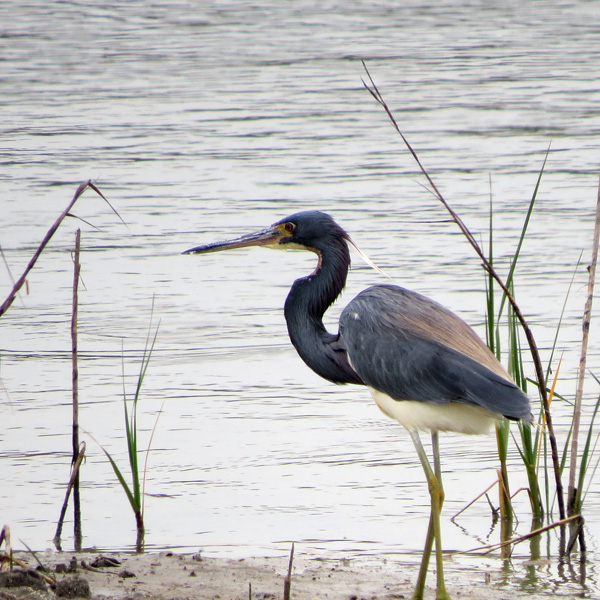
left=284, top=240, right=359, bottom=384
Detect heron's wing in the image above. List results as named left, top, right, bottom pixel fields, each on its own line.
left=339, top=285, right=531, bottom=421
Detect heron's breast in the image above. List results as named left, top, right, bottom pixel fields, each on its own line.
left=369, top=388, right=500, bottom=435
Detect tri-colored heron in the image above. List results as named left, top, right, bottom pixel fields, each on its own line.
left=184, top=211, right=531, bottom=600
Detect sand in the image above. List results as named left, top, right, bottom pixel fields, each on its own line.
left=0, top=549, right=582, bottom=600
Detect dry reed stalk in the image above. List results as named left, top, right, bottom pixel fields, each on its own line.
left=568, top=178, right=600, bottom=488
left=53, top=229, right=85, bottom=551
left=0, top=546, right=56, bottom=585
left=567, top=176, right=600, bottom=546
left=71, top=228, right=83, bottom=551
left=0, top=181, right=116, bottom=318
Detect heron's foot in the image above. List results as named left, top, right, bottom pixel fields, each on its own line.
left=433, top=573, right=451, bottom=600
left=411, top=587, right=451, bottom=600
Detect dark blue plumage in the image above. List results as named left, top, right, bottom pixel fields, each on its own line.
left=280, top=212, right=363, bottom=386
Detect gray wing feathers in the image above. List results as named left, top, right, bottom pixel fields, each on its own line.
left=339, top=285, right=531, bottom=421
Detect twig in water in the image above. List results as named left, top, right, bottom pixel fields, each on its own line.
left=0, top=246, right=23, bottom=309
left=462, top=514, right=581, bottom=556
left=53, top=442, right=86, bottom=551
left=451, top=480, right=498, bottom=521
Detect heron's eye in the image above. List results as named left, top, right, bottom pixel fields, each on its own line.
left=284, top=222, right=296, bottom=233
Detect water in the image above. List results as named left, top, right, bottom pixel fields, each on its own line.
left=2, top=0, right=600, bottom=596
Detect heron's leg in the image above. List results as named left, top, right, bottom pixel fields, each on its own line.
left=430, top=431, right=448, bottom=599
left=431, top=431, right=442, bottom=480
left=412, top=503, right=435, bottom=600
left=409, top=430, right=450, bottom=600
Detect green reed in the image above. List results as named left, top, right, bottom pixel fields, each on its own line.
left=101, top=304, right=160, bottom=553
left=485, top=174, right=546, bottom=522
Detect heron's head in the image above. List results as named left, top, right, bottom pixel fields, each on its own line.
left=183, top=211, right=351, bottom=256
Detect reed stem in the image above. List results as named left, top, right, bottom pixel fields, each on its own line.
left=568, top=177, right=600, bottom=515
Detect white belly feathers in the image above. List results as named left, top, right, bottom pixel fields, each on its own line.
left=369, top=388, right=500, bottom=435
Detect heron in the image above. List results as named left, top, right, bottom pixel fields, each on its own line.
left=184, top=210, right=531, bottom=600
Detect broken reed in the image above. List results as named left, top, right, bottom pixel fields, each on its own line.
left=53, top=228, right=85, bottom=551
left=71, top=228, right=83, bottom=550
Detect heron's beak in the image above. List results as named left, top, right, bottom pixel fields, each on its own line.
left=182, top=226, right=284, bottom=255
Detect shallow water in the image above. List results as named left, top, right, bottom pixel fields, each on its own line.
left=2, top=1, right=600, bottom=596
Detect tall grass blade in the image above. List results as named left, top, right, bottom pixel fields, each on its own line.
left=546, top=256, right=583, bottom=385
left=496, top=147, right=550, bottom=325
left=485, top=187, right=517, bottom=530
left=581, top=386, right=600, bottom=505
left=100, top=300, right=160, bottom=552
left=570, top=373, right=600, bottom=518
left=574, top=393, right=600, bottom=511
left=101, top=446, right=140, bottom=514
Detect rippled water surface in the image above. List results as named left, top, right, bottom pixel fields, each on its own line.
left=2, top=1, right=600, bottom=596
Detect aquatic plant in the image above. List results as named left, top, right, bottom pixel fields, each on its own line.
left=100, top=302, right=160, bottom=553
left=362, top=62, right=599, bottom=559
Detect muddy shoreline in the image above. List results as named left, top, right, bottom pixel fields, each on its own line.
left=1, top=550, right=583, bottom=600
